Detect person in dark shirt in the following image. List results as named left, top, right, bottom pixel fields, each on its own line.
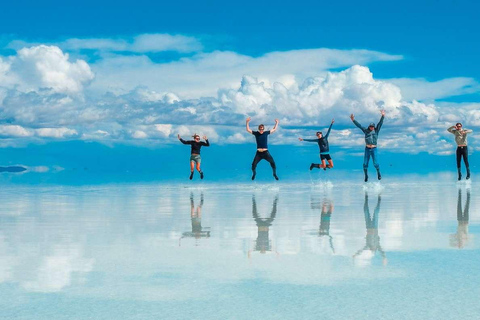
left=250, top=195, right=278, bottom=255
left=246, top=117, right=279, bottom=180
left=178, top=133, right=210, bottom=180
left=299, top=119, right=335, bottom=171
left=350, top=110, right=385, bottom=182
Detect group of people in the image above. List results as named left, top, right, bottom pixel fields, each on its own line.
left=179, top=110, right=473, bottom=181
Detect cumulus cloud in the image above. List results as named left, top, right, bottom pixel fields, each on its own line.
left=0, top=35, right=479, bottom=155
left=1, top=45, right=94, bottom=94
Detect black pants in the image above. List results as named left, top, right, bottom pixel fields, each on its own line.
left=456, top=146, right=469, bottom=169
left=252, top=151, right=276, bottom=174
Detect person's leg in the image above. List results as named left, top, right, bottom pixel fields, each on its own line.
left=310, top=155, right=321, bottom=170
left=320, top=159, right=327, bottom=170
left=251, top=152, right=262, bottom=180
left=363, top=148, right=370, bottom=182
left=196, top=161, right=204, bottom=179
left=264, top=151, right=278, bottom=180
left=327, top=159, right=334, bottom=168
left=463, top=147, right=470, bottom=179
left=456, top=147, right=462, bottom=180
left=371, top=148, right=381, bottom=180
left=324, top=154, right=333, bottom=169
left=189, top=160, right=195, bottom=180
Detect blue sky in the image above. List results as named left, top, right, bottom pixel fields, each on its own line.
left=0, top=0, right=479, bottom=176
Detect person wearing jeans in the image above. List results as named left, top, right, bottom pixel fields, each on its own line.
left=447, top=123, right=473, bottom=180
left=351, top=110, right=385, bottom=182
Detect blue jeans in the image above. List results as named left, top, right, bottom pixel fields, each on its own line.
left=363, top=147, right=379, bottom=170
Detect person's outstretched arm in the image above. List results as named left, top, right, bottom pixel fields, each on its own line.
left=299, top=137, right=319, bottom=142
left=324, top=119, right=334, bottom=139
left=246, top=117, right=253, bottom=134
left=270, top=119, right=279, bottom=133
left=464, top=128, right=473, bottom=134
left=447, top=126, right=456, bottom=134
left=376, top=110, right=385, bottom=133
left=351, top=114, right=367, bottom=133
left=202, top=135, right=210, bottom=146
left=178, top=134, right=190, bottom=144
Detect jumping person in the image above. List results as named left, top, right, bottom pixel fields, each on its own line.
left=447, top=123, right=473, bottom=180
left=178, top=133, right=210, bottom=180
left=351, top=110, right=385, bottom=182
left=299, top=119, right=335, bottom=170
left=246, top=117, right=279, bottom=180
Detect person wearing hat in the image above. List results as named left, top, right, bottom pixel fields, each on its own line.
left=246, top=117, right=279, bottom=180
left=178, top=133, right=210, bottom=180
left=447, top=122, right=473, bottom=180
left=350, top=110, right=385, bottom=182
left=298, top=119, right=335, bottom=170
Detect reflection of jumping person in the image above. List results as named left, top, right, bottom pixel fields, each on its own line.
left=351, top=110, right=385, bottom=182
left=178, top=134, right=210, bottom=180
left=315, top=198, right=335, bottom=254
left=299, top=119, right=335, bottom=170
left=353, top=193, right=387, bottom=266
left=450, top=189, right=471, bottom=248
left=447, top=123, right=473, bottom=180
left=181, top=193, right=210, bottom=240
left=251, top=195, right=278, bottom=254
left=246, top=117, right=279, bottom=180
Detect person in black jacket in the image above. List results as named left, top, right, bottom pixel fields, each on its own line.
left=178, top=133, right=210, bottom=180
left=299, top=119, right=334, bottom=170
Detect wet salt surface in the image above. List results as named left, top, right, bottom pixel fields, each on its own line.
left=1, top=178, right=479, bottom=319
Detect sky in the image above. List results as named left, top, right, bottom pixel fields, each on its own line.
left=0, top=0, right=479, bottom=175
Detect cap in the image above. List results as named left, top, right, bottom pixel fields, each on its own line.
left=369, top=123, right=375, bottom=127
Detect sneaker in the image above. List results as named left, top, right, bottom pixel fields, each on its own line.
left=377, top=172, right=382, bottom=180
left=200, top=172, right=204, bottom=179
left=273, top=174, right=279, bottom=180
left=252, top=173, right=256, bottom=181
left=310, top=163, right=314, bottom=170
left=364, top=174, right=368, bottom=182
left=189, top=172, right=194, bottom=180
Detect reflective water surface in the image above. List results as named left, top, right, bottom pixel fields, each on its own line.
left=1, top=178, right=480, bottom=319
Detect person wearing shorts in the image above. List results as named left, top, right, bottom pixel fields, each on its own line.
left=299, top=119, right=335, bottom=170
left=178, top=133, right=210, bottom=180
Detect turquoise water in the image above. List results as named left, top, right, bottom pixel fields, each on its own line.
left=1, top=177, right=479, bottom=319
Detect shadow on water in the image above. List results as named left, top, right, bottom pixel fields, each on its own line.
left=450, top=188, right=471, bottom=249
left=248, top=194, right=279, bottom=257
left=0, top=166, right=27, bottom=173
left=179, top=192, right=210, bottom=246
left=353, top=192, right=387, bottom=266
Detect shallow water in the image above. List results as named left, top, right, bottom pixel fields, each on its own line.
left=1, top=177, right=479, bottom=319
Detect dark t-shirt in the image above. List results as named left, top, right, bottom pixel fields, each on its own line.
left=180, top=139, right=210, bottom=154
left=253, top=131, right=270, bottom=149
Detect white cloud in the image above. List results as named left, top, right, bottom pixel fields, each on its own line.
left=388, top=77, right=480, bottom=101
left=1, top=45, right=94, bottom=94
left=8, top=33, right=203, bottom=54
left=0, top=125, right=32, bottom=137
left=35, top=127, right=78, bottom=138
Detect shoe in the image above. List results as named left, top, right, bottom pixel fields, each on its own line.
left=377, top=172, right=382, bottom=180
left=200, top=172, right=204, bottom=179
left=458, top=173, right=462, bottom=181
left=273, top=174, right=279, bottom=180
left=189, top=172, right=194, bottom=180
left=309, top=163, right=314, bottom=170
left=252, top=173, right=256, bottom=181
left=364, top=175, right=368, bottom=182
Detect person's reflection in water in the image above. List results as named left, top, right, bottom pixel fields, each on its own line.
left=180, top=193, right=210, bottom=246
left=311, top=196, right=335, bottom=254
left=248, top=195, right=278, bottom=257
left=353, top=192, right=387, bottom=266
left=450, top=188, right=471, bottom=249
